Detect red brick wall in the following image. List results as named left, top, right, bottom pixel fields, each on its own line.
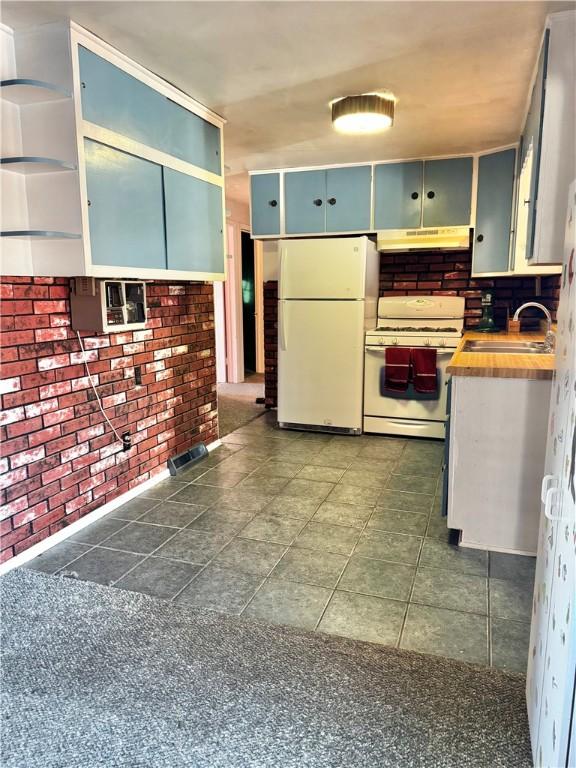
left=0, top=277, right=218, bottom=563
left=263, top=248, right=561, bottom=406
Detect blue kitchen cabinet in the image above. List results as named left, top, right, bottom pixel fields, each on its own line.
left=374, top=161, right=423, bottom=229
left=164, top=168, right=224, bottom=275
left=325, top=166, right=372, bottom=232
left=522, top=30, right=549, bottom=261
left=284, top=170, right=326, bottom=234
left=83, top=139, right=166, bottom=269
left=473, top=148, right=516, bottom=273
left=422, top=157, right=473, bottom=227
left=250, top=173, right=280, bottom=236
left=79, top=46, right=221, bottom=175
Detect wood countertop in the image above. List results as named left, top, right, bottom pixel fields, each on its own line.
left=447, top=330, right=555, bottom=380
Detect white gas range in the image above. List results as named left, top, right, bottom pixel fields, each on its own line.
left=363, top=296, right=465, bottom=439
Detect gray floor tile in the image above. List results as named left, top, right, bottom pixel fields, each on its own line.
left=489, top=552, right=536, bottom=584
left=294, top=521, right=361, bottom=556
left=140, top=478, right=189, bottom=500
left=115, top=557, right=200, bottom=599
left=59, top=547, right=143, bottom=586
left=271, top=547, right=348, bottom=588
left=23, top=541, right=90, bottom=574
left=214, top=538, right=286, bottom=575
left=339, top=468, right=389, bottom=489
left=395, top=456, right=442, bottom=478
left=243, top=579, right=332, bottom=630
left=111, top=497, right=161, bottom=521
left=239, top=513, right=306, bottom=545
left=419, top=539, right=488, bottom=576
left=154, top=529, right=231, bottom=564
left=401, top=604, right=488, bottom=665
left=186, top=507, right=255, bottom=537
left=280, top=478, right=335, bottom=501
left=491, top=618, right=530, bottom=674
left=69, top=516, right=128, bottom=545
left=264, top=496, right=321, bottom=521
left=237, top=475, right=290, bottom=495
left=312, top=501, right=372, bottom=529
left=318, top=590, right=407, bottom=646
left=386, top=474, right=438, bottom=495
left=402, top=441, right=445, bottom=462
left=489, top=578, right=533, bottom=622
left=175, top=565, right=262, bottom=614
left=101, top=522, right=176, bottom=555
left=339, top=556, right=415, bottom=601
left=355, top=530, right=422, bottom=565
left=173, top=463, right=213, bottom=482
left=368, top=508, right=428, bottom=537
left=297, top=465, right=345, bottom=483
left=219, top=488, right=273, bottom=513
left=378, top=490, right=433, bottom=514
left=308, top=454, right=353, bottom=470
left=347, top=457, right=396, bottom=474
left=170, top=484, right=225, bottom=507
left=358, top=441, right=406, bottom=460
left=216, top=454, right=264, bottom=474
left=425, top=511, right=451, bottom=542
left=412, top=567, right=488, bottom=615
left=139, top=501, right=206, bottom=528
left=327, top=484, right=381, bottom=507
left=253, top=460, right=303, bottom=478
left=192, top=467, right=248, bottom=488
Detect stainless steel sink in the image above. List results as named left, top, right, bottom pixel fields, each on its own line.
left=462, top=340, right=550, bottom=354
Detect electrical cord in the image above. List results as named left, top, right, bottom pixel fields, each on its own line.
left=76, top=331, right=128, bottom=447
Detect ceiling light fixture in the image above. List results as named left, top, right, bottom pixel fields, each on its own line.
left=331, top=93, right=395, bottom=134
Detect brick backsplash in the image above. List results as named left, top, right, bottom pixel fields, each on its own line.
left=0, top=277, right=218, bottom=563
left=263, top=247, right=561, bottom=407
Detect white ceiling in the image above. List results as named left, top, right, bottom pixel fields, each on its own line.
left=3, top=0, right=574, bottom=202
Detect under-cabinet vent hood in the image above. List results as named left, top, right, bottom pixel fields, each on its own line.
left=377, top=226, right=470, bottom=252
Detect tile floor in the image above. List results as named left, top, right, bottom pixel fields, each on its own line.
left=23, top=411, right=535, bottom=673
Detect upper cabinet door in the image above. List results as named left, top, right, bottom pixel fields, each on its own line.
left=422, top=157, right=473, bottom=227
left=325, top=166, right=372, bottom=232
left=374, top=161, right=423, bottom=229
left=79, top=46, right=221, bottom=174
left=84, top=139, right=166, bottom=269
left=251, top=173, right=281, bottom=236
left=473, top=149, right=516, bottom=274
left=164, top=168, right=224, bottom=275
left=284, top=170, right=326, bottom=234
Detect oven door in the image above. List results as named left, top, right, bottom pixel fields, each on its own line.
left=363, top=344, right=454, bottom=423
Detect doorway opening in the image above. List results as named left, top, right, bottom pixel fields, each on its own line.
left=241, top=230, right=257, bottom=378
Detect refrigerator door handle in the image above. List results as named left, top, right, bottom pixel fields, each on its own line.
left=279, top=301, right=287, bottom=351
left=279, top=246, right=286, bottom=294
left=543, top=486, right=562, bottom=521
left=541, top=474, right=556, bottom=504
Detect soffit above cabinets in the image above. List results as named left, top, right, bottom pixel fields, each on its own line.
left=3, top=0, right=573, bottom=203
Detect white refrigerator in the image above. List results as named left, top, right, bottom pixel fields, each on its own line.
left=277, top=236, right=379, bottom=433
left=526, top=182, right=576, bottom=767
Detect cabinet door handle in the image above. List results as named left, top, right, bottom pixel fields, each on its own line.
left=327, top=197, right=336, bottom=205
left=427, top=190, right=435, bottom=199
left=313, top=198, right=323, bottom=207
left=268, top=199, right=278, bottom=207
left=476, top=234, right=484, bottom=242
left=411, top=192, right=419, bottom=200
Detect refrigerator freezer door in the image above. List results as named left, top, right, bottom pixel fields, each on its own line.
left=278, top=299, right=364, bottom=431
left=279, top=237, right=367, bottom=300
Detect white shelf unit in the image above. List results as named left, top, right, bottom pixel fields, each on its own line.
left=0, top=21, right=226, bottom=280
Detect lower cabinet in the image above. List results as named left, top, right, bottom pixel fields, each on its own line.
left=472, top=148, right=516, bottom=274
left=84, top=139, right=166, bottom=269
left=164, top=168, right=224, bottom=275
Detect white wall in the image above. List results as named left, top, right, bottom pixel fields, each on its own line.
left=262, top=239, right=279, bottom=281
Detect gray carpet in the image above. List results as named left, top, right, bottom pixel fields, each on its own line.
left=1, top=569, right=532, bottom=768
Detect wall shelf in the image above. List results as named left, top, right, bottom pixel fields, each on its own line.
left=1, top=230, right=82, bottom=239
left=1, top=157, right=78, bottom=174
left=0, top=78, right=71, bottom=104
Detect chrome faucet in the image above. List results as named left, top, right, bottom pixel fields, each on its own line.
left=513, top=302, right=556, bottom=352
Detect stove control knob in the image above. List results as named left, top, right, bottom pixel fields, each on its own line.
left=439, top=339, right=446, bottom=348
left=424, top=339, right=431, bottom=347
left=392, top=337, right=398, bottom=346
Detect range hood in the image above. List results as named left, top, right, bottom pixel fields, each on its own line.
left=377, top=226, right=471, bottom=251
